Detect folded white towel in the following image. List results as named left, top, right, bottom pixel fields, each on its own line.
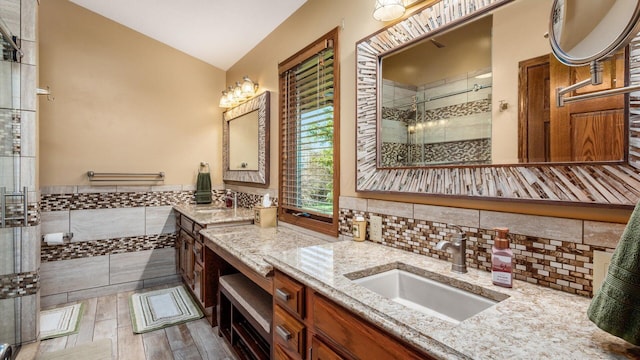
left=44, top=232, right=64, bottom=245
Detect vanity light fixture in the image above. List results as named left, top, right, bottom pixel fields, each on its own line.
left=219, top=76, right=260, bottom=108
left=373, top=0, right=405, bottom=21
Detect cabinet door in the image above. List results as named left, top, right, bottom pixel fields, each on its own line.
left=193, top=262, right=203, bottom=303
left=313, top=295, right=432, bottom=360
left=182, top=232, right=195, bottom=287
left=175, top=235, right=183, bottom=275
left=311, top=336, right=344, bottom=360
left=178, top=230, right=189, bottom=280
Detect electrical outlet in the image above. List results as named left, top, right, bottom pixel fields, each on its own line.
left=369, top=215, right=382, bottom=241
left=593, top=250, right=613, bottom=294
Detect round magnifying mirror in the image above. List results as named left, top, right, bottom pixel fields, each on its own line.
left=549, top=0, right=640, bottom=66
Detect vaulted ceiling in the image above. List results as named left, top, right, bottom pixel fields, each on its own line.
left=69, top=0, right=308, bottom=71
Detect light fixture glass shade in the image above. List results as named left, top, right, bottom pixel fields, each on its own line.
left=373, top=0, right=405, bottom=21
left=241, top=76, right=256, bottom=97
left=219, top=90, right=231, bottom=108
left=233, top=82, right=244, bottom=99
left=226, top=86, right=236, bottom=104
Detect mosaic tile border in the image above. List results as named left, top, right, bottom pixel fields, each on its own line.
left=0, top=270, right=39, bottom=299
left=40, top=189, right=275, bottom=212
left=40, top=190, right=198, bottom=211
left=339, top=209, right=604, bottom=298
left=41, top=233, right=177, bottom=262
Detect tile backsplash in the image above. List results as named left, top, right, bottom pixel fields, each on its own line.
left=339, top=196, right=625, bottom=298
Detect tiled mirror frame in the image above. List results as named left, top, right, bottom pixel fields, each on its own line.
left=223, top=91, right=270, bottom=186
left=355, top=0, right=640, bottom=207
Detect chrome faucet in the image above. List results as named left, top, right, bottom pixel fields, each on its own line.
left=436, top=226, right=467, bottom=273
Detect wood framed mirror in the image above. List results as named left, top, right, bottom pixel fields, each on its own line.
left=355, top=0, right=640, bottom=207
left=223, top=91, right=270, bottom=186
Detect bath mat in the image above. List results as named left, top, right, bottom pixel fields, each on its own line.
left=129, top=285, right=202, bottom=334
left=39, top=303, right=83, bottom=340
left=36, top=338, right=111, bottom=360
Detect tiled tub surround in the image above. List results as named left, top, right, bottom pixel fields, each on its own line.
left=265, top=241, right=640, bottom=359
left=38, top=185, right=275, bottom=306
left=338, top=196, right=625, bottom=297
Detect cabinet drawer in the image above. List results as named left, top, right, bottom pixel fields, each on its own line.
left=274, top=271, right=305, bottom=318
left=274, top=344, right=296, bottom=360
left=181, top=215, right=194, bottom=233
left=274, top=305, right=306, bottom=359
left=193, top=240, right=203, bottom=265
left=313, top=295, right=431, bottom=360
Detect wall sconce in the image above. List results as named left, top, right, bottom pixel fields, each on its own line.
left=373, top=0, right=405, bottom=21
left=373, top=0, right=430, bottom=22
left=219, top=76, right=259, bottom=108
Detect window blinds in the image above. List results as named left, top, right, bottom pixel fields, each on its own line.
left=280, top=46, right=335, bottom=220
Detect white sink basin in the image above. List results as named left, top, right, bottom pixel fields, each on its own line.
left=352, top=269, right=504, bottom=323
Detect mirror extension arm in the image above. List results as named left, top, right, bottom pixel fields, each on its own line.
left=556, top=60, right=640, bottom=107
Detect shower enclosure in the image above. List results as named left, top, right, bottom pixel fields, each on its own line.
left=0, top=0, right=40, bottom=355
left=380, top=69, right=493, bottom=167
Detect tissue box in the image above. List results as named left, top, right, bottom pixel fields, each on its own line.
left=254, top=206, right=277, bottom=228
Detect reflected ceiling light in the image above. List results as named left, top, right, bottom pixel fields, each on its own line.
left=475, top=72, right=492, bottom=79
left=219, top=76, right=259, bottom=108
left=373, top=0, right=405, bottom=22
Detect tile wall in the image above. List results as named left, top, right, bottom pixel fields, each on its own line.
left=338, top=196, right=624, bottom=297
left=0, top=0, right=39, bottom=346
left=38, top=185, right=271, bottom=307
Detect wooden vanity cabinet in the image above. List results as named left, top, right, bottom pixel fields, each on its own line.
left=175, top=211, right=214, bottom=323
left=273, top=270, right=434, bottom=360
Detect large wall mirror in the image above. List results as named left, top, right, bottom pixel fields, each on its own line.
left=223, top=91, right=270, bottom=186
left=356, top=0, right=640, bottom=206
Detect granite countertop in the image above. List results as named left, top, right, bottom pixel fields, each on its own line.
left=173, top=203, right=255, bottom=225
left=265, top=240, right=640, bottom=360
left=200, top=225, right=332, bottom=277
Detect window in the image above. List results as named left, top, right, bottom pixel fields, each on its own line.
left=278, top=28, right=340, bottom=236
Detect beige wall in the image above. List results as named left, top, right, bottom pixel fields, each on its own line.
left=38, top=0, right=226, bottom=186
left=226, top=0, right=631, bottom=223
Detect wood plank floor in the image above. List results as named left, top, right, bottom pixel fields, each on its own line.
left=25, top=284, right=237, bottom=360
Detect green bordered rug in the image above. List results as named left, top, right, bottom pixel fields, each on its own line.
left=129, top=285, right=203, bottom=334
left=40, top=303, right=84, bottom=340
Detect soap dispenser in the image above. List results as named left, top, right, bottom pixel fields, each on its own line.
left=492, top=227, right=513, bottom=288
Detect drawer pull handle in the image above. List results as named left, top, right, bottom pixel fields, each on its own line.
left=276, top=288, right=291, bottom=301
left=276, top=325, right=292, bottom=341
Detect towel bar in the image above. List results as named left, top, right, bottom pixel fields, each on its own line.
left=87, top=171, right=165, bottom=182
